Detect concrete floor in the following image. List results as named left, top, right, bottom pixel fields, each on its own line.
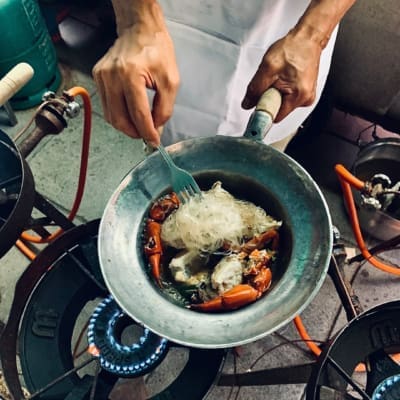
left=0, top=6, right=400, bottom=400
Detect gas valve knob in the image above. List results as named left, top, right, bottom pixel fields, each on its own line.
left=361, top=194, right=382, bottom=210
left=42, top=91, right=56, bottom=101
left=65, top=101, right=80, bottom=118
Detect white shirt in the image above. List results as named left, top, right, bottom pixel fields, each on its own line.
left=158, top=0, right=337, bottom=145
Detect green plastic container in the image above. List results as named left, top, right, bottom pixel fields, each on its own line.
left=0, top=0, right=61, bottom=109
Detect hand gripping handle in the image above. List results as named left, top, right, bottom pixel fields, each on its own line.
left=243, top=88, right=282, bottom=141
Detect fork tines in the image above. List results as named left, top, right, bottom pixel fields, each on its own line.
left=157, top=145, right=202, bottom=204
left=177, top=182, right=202, bottom=204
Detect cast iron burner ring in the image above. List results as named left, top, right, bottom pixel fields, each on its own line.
left=372, top=374, right=400, bottom=400
left=87, top=295, right=169, bottom=377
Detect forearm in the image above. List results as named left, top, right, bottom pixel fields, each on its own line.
left=111, top=0, right=165, bottom=35
left=292, top=0, right=356, bottom=49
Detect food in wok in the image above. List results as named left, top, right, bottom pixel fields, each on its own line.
left=143, top=181, right=282, bottom=312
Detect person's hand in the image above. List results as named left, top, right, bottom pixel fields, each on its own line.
left=92, top=11, right=179, bottom=147
left=241, top=30, right=323, bottom=122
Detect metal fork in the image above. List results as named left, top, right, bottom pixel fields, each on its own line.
left=157, top=145, right=201, bottom=203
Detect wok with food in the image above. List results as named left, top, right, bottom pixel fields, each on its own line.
left=144, top=182, right=281, bottom=312
left=98, top=136, right=332, bottom=349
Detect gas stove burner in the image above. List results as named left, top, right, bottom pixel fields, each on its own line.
left=373, top=374, right=400, bottom=400
left=87, top=295, right=169, bottom=378
left=307, top=301, right=400, bottom=399
left=0, top=220, right=225, bottom=399
left=0, top=129, right=35, bottom=258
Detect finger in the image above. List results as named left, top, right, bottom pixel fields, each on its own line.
left=273, top=83, right=316, bottom=122
left=152, top=88, right=177, bottom=128
left=269, top=80, right=296, bottom=122
left=92, top=62, right=110, bottom=120
left=274, top=95, right=297, bottom=122
left=124, top=77, right=160, bottom=147
left=108, top=90, right=141, bottom=139
left=152, top=67, right=179, bottom=127
left=94, top=68, right=140, bottom=138
left=241, top=64, right=277, bottom=109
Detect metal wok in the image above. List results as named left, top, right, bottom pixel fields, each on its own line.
left=98, top=131, right=333, bottom=348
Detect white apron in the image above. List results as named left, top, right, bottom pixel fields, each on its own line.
left=157, top=0, right=338, bottom=146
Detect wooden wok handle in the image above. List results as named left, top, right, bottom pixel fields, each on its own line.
left=243, top=88, right=282, bottom=141
left=0, top=63, right=34, bottom=107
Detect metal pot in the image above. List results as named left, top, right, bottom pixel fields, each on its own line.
left=98, top=89, right=332, bottom=348
left=352, top=138, right=400, bottom=241
left=98, top=133, right=332, bottom=348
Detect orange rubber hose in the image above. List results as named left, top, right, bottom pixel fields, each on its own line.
left=294, top=315, right=369, bottom=372
left=294, top=312, right=398, bottom=373
left=335, top=164, right=365, bottom=191
left=20, top=87, right=92, bottom=244
left=65, top=86, right=92, bottom=220
left=293, top=316, right=321, bottom=356
left=294, top=164, right=400, bottom=374
left=15, top=239, right=36, bottom=260
left=335, top=164, right=400, bottom=276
